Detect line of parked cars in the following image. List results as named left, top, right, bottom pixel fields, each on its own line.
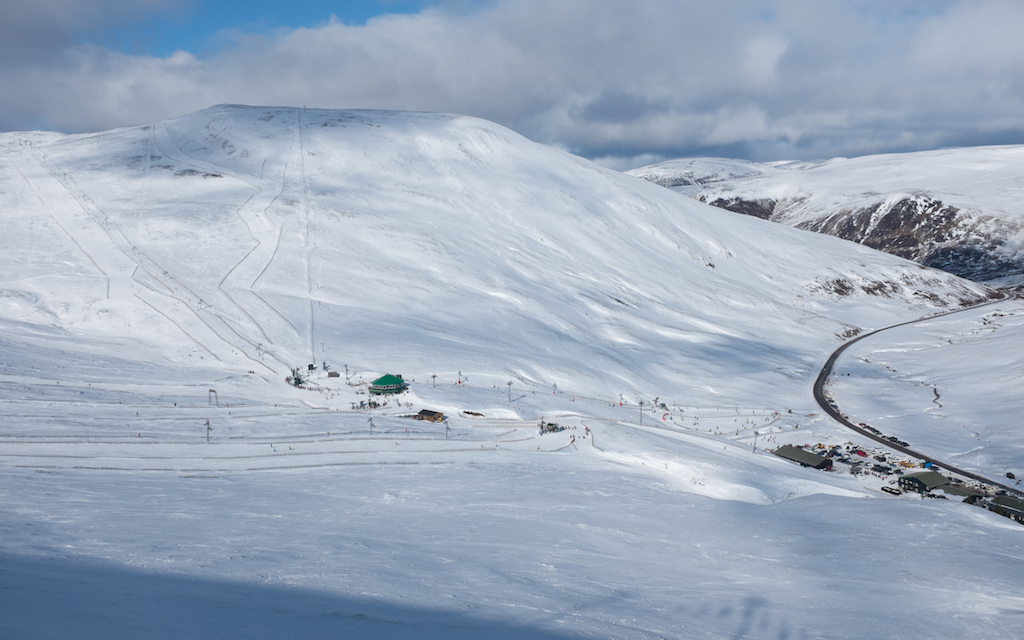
left=858, top=422, right=909, bottom=447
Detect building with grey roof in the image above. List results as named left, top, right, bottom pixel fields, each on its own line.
left=773, top=445, right=832, bottom=470
left=899, top=470, right=949, bottom=494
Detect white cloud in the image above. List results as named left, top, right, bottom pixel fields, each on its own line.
left=2, top=0, right=1024, bottom=166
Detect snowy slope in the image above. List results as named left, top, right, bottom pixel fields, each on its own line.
left=0, top=105, right=992, bottom=407
left=2, top=106, right=1021, bottom=639
left=826, top=299, right=1024, bottom=478
left=635, top=146, right=1024, bottom=283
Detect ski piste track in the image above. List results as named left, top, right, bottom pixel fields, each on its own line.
left=14, top=122, right=314, bottom=378
left=0, top=368, right=790, bottom=480
left=813, top=292, right=1024, bottom=498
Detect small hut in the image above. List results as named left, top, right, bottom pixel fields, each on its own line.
left=370, top=374, right=408, bottom=395
left=415, top=409, right=445, bottom=422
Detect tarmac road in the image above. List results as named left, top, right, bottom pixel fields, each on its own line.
left=812, top=292, right=1023, bottom=498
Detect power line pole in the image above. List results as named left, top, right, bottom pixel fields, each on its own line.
left=507, top=380, right=513, bottom=402
left=639, top=399, right=644, bottom=426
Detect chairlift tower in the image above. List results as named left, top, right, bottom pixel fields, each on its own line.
left=507, top=380, right=513, bottom=402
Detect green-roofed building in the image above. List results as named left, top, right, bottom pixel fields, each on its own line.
left=370, top=374, right=407, bottom=395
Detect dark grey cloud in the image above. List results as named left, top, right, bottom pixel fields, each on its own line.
left=2, top=0, right=1023, bottom=168
left=0, top=0, right=182, bottom=63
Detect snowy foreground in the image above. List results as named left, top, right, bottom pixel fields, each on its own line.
left=4, top=367, right=1024, bottom=639
left=1, top=106, right=1022, bottom=638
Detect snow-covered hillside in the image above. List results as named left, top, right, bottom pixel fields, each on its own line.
left=0, top=105, right=991, bottom=405
left=625, top=157, right=782, bottom=187
left=827, top=300, right=1024, bottom=477
left=2, top=106, right=1022, bottom=639
left=631, top=147, right=1024, bottom=284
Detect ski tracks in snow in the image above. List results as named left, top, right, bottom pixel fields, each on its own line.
left=152, top=124, right=300, bottom=372
left=10, top=127, right=314, bottom=374
left=17, top=136, right=267, bottom=369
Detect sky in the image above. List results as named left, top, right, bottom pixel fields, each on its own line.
left=3, top=0, right=1024, bottom=169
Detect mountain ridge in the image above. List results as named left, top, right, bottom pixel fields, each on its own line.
left=628, top=146, right=1024, bottom=284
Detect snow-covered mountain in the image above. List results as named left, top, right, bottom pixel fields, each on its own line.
left=629, top=147, right=1024, bottom=284
left=624, top=157, right=782, bottom=187
left=2, top=106, right=1022, bottom=639
left=0, top=105, right=990, bottom=404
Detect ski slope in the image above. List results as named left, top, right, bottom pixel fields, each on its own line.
left=1, top=106, right=1021, bottom=639
left=0, top=105, right=990, bottom=405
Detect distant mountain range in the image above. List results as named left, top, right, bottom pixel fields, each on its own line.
left=628, top=147, right=1024, bottom=285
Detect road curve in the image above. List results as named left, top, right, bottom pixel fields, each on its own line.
left=812, top=293, right=1024, bottom=498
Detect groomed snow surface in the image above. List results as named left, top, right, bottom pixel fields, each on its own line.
left=1, top=106, right=1022, bottom=638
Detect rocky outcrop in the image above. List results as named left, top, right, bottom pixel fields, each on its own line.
left=700, top=196, right=777, bottom=220
left=634, top=148, right=1024, bottom=285
left=697, top=193, right=1023, bottom=283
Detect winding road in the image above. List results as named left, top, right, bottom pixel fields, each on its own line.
left=812, top=293, right=1023, bottom=497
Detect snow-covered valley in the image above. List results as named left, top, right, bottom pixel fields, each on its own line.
left=1, top=106, right=1022, bottom=639
left=826, top=299, right=1024, bottom=479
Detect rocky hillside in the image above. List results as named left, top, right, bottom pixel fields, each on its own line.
left=629, top=147, right=1024, bottom=285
